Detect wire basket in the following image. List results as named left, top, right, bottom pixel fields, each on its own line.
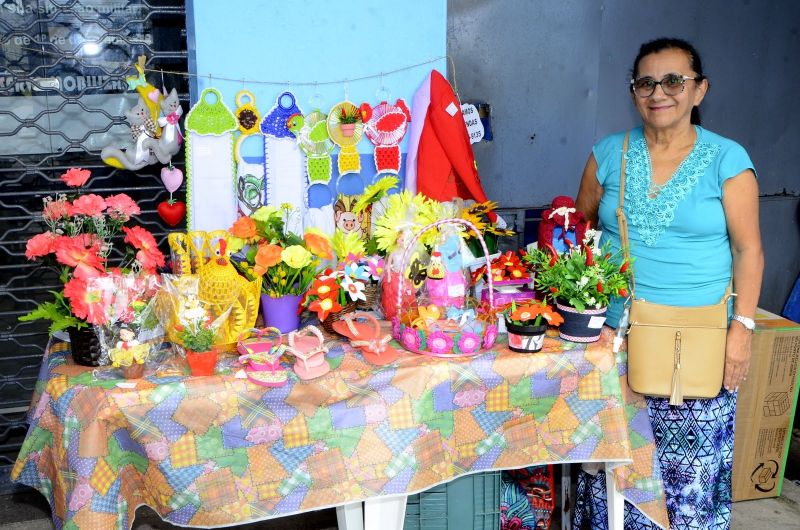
left=392, top=219, right=498, bottom=357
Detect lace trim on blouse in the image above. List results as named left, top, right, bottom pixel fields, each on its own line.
left=624, top=137, right=720, bottom=246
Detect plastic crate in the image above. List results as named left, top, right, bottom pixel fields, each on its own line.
left=404, top=471, right=502, bottom=530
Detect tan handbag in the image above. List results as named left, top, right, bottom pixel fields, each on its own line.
left=616, top=132, right=730, bottom=406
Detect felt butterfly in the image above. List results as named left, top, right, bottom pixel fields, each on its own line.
left=406, top=254, right=428, bottom=289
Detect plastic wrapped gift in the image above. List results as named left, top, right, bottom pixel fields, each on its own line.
left=391, top=219, right=499, bottom=357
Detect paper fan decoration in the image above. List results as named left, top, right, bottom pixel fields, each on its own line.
left=361, top=99, right=411, bottom=175
left=326, top=101, right=364, bottom=176
left=288, top=109, right=334, bottom=184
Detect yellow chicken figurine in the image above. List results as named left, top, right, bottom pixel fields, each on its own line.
left=197, top=237, right=261, bottom=351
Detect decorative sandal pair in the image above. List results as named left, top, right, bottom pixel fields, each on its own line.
left=285, top=325, right=330, bottom=380
left=332, top=312, right=399, bottom=365
left=237, top=327, right=288, bottom=387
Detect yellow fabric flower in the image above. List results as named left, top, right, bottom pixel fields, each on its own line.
left=251, top=205, right=278, bottom=223
left=281, top=245, right=311, bottom=269
left=353, top=175, right=399, bottom=213
left=331, top=229, right=365, bottom=260
left=373, top=191, right=444, bottom=253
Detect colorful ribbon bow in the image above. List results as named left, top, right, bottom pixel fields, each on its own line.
left=351, top=334, right=392, bottom=354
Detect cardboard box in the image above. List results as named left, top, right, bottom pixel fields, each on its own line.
left=732, top=308, right=800, bottom=502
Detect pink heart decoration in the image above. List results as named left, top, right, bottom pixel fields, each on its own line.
left=147, top=88, right=161, bottom=103
left=160, top=166, right=184, bottom=193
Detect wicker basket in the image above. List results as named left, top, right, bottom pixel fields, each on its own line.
left=356, top=283, right=380, bottom=313
left=319, top=302, right=357, bottom=334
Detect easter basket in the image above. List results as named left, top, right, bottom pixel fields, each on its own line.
left=392, top=219, right=499, bottom=357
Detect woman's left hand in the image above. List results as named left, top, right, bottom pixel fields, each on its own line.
left=723, top=323, right=752, bottom=392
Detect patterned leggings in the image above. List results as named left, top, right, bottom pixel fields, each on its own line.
left=573, top=390, right=737, bottom=530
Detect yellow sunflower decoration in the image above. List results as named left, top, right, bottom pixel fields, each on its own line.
left=373, top=191, right=443, bottom=253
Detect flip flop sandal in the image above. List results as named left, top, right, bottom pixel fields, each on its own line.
left=331, top=312, right=399, bottom=366
left=286, top=325, right=330, bottom=380
left=246, top=367, right=289, bottom=387
left=237, top=327, right=282, bottom=369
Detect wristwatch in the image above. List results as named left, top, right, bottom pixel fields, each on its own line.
left=731, top=314, right=756, bottom=332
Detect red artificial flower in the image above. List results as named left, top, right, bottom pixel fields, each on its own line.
left=104, top=193, right=140, bottom=220
left=506, top=265, right=529, bottom=280
left=620, top=261, right=629, bottom=274
left=54, top=237, right=104, bottom=272
left=309, top=296, right=342, bottom=322
left=71, top=194, right=106, bottom=217
left=585, top=246, right=594, bottom=266
left=619, top=288, right=629, bottom=298
left=63, top=277, right=110, bottom=325
left=60, top=167, right=91, bottom=188
left=136, top=248, right=165, bottom=273
left=123, top=226, right=165, bottom=272
left=596, top=281, right=603, bottom=293
left=25, top=232, right=58, bottom=259
left=307, top=277, right=339, bottom=300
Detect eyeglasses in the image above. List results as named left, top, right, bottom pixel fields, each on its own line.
left=630, top=73, right=701, bottom=97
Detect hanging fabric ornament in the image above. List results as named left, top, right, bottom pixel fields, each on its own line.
left=327, top=101, right=364, bottom=176
left=235, top=134, right=266, bottom=216
left=235, top=90, right=261, bottom=135
left=145, top=87, right=184, bottom=165
left=261, top=91, right=306, bottom=236
left=361, top=99, right=411, bottom=175
left=184, top=88, right=238, bottom=231
left=287, top=109, right=334, bottom=184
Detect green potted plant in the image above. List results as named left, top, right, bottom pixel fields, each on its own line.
left=504, top=300, right=563, bottom=353
left=524, top=230, right=630, bottom=343
left=175, top=295, right=219, bottom=376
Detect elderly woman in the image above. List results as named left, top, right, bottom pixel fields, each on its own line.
left=574, top=38, right=764, bottom=529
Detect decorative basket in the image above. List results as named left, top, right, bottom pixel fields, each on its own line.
left=392, top=219, right=498, bottom=357
left=320, top=301, right=358, bottom=334
left=356, top=283, right=380, bottom=313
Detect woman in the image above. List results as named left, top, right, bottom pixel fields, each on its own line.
left=574, top=38, right=764, bottom=529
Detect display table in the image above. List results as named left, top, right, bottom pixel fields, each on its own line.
left=12, top=327, right=668, bottom=530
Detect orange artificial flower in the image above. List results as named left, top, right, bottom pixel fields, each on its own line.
left=509, top=304, right=544, bottom=323
left=230, top=216, right=257, bottom=240
left=253, top=244, right=282, bottom=275
left=304, top=230, right=333, bottom=260
left=309, top=296, right=342, bottom=322
left=541, top=309, right=564, bottom=326
left=307, top=277, right=339, bottom=300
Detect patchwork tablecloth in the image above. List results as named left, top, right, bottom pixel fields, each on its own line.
left=12, top=327, right=668, bottom=529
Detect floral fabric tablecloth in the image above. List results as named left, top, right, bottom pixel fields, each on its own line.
left=12, top=328, right=668, bottom=529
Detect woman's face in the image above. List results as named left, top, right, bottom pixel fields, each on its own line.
left=632, top=48, right=707, bottom=131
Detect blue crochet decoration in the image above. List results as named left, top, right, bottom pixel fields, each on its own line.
left=260, top=91, right=302, bottom=138
left=624, top=137, right=720, bottom=246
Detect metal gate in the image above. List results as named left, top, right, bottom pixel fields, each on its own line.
left=0, top=0, right=187, bottom=492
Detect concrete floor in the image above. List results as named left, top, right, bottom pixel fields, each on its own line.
left=0, top=479, right=798, bottom=529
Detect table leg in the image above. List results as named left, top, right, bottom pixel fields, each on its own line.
left=605, top=467, right=624, bottom=530
left=561, top=464, right=572, bottom=530
left=336, top=502, right=364, bottom=530
left=364, top=495, right=407, bottom=530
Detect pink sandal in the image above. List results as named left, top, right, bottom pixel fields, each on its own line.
left=238, top=327, right=288, bottom=387
left=332, top=312, right=399, bottom=366
left=286, top=325, right=330, bottom=380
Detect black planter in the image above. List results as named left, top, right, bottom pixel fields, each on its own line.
left=556, top=302, right=607, bottom=343
left=66, top=327, right=103, bottom=366
left=506, top=320, right=547, bottom=353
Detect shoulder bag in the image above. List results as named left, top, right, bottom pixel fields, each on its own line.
left=615, top=132, right=730, bottom=406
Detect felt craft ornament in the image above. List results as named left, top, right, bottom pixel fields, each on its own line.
left=234, top=90, right=261, bottom=134
left=184, top=88, right=239, bottom=231
left=235, top=134, right=266, bottom=216
left=537, top=195, right=588, bottom=253
left=326, top=101, right=364, bottom=176
left=157, top=164, right=186, bottom=226
left=100, top=96, right=158, bottom=170
left=287, top=110, right=335, bottom=185
left=146, top=88, right=184, bottom=164
left=360, top=99, right=411, bottom=175
left=261, top=92, right=306, bottom=235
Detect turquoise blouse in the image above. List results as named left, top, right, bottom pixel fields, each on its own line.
left=594, top=126, right=756, bottom=328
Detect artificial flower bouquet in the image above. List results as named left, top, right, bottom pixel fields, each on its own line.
left=471, top=249, right=536, bottom=307
left=228, top=204, right=332, bottom=298
left=524, top=229, right=630, bottom=312
left=20, top=168, right=165, bottom=364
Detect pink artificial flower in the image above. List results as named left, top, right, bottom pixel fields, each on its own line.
left=136, top=248, right=166, bottom=273
left=483, top=324, right=498, bottom=349
left=104, top=193, right=140, bottom=220
left=124, top=226, right=165, bottom=272
left=63, top=277, right=110, bottom=325
left=427, top=330, right=453, bottom=355
left=70, top=194, right=106, bottom=217
left=42, top=198, right=71, bottom=221
left=54, top=238, right=104, bottom=273
left=60, top=167, right=91, bottom=188
left=25, top=232, right=58, bottom=259
left=401, top=326, right=422, bottom=351
left=456, top=332, right=481, bottom=355
left=367, top=256, right=385, bottom=281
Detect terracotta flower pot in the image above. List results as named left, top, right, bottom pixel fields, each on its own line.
left=339, top=123, right=356, bottom=137
left=185, top=349, right=218, bottom=376
left=506, top=320, right=547, bottom=353
left=121, top=363, right=145, bottom=379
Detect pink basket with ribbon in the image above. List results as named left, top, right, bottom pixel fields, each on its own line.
left=391, top=218, right=499, bottom=357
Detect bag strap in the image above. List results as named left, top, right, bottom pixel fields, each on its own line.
left=615, top=132, right=635, bottom=297
left=614, top=131, right=732, bottom=304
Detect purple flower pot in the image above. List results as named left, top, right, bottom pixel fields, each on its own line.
left=260, top=294, right=302, bottom=334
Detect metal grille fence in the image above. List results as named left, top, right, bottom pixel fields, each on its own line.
left=0, top=0, right=187, bottom=492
